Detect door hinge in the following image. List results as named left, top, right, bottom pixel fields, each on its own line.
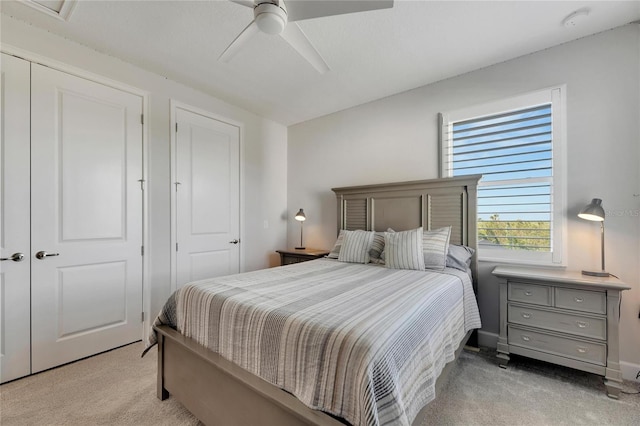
left=141, top=312, right=145, bottom=322
left=175, top=122, right=178, bottom=132
left=176, top=243, right=179, bottom=252
left=138, top=179, right=145, bottom=190
left=141, top=245, right=144, bottom=256
left=141, top=114, right=144, bottom=125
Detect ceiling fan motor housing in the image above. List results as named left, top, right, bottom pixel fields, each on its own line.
left=255, top=2, right=288, bottom=35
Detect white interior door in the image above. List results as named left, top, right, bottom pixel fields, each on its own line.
left=0, top=53, right=32, bottom=383
left=175, top=107, right=240, bottom=289
left=30, top=64, right=143, bottom=373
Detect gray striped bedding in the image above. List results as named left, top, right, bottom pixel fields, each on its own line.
left=156, top=259, right=481, bottom=426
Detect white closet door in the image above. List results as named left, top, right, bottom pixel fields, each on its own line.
left=30, top=64, right=143, bottom=372
left=0, top=53, right=31, bottom=383
left=175, top=108, right=240, bottom=289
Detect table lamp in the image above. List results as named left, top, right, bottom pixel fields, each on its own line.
left=295, top=208, right=306, bottom=249
left=578, top=198, right=609, bottom=277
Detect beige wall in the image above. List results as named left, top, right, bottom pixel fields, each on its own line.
left=288, top=24, right=640, bottom=379
left=1, top=15, right=289, bottom=319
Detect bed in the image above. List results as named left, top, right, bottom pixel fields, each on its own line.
left=151, top=175, right=482, bottom=426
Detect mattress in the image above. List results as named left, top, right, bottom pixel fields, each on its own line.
left=150, top=259, right=481, bottom=426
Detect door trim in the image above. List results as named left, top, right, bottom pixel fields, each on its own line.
left=1, top=44, right=151, bottom=342
left=169, top=100, right=244, bottom=293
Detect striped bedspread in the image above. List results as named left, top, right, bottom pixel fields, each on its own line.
left=156, top=259, right=481, bottom=426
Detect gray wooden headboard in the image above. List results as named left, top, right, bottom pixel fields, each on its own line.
left=332, top=175, right=482, bottom=286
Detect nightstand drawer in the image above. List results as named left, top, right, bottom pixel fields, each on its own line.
left=508, top=282, right=552, bottom=306
left=508, top=325, right=606, bottom=366
left=555, top=288, right=606, bottom=314
left=508, top=304, right=606, bottom=340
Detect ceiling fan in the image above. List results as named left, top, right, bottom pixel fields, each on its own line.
left=219, top=0, right=394, bottom=73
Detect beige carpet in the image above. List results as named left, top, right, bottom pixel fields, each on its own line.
left=0, top=342, right=199, bottom=426
left=1, top=342, right=638, bottom=425
left=420, top=349, right=640, bottom=425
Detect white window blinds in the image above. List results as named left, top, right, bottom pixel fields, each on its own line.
left=440, top=88, right=566, bottom=265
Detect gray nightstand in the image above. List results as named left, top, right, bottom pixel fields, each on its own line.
left=492, top=266, right=631, bottom=398
left=276, top=248, right=329, bottom=266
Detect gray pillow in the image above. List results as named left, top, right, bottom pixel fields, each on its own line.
left=369, top=232, right=385, bottom=262
left=446, top=244, right=475, bottom=271
left=378, top=228, right=395, bottom=263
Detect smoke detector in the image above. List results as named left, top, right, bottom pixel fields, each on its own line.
left=562, top=8, right=591, bottom=28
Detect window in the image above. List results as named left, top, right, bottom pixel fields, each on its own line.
left=440, top=87, right=566, bottom=265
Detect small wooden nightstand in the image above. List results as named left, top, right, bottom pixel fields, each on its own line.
left=492, top=266, right=631, bottom=398
left=276, top=248, right=330, bottom=266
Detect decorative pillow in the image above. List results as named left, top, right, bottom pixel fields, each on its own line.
left=369, top=232, right=385, bottom=263
left=446, top=244, right=475, bottom=271
left=327, top=230, right=345, bottom=259
left=384, top=227, right=425, bottom=271
left=338, top=230, right=375, bottom=264
left=379, top=228, right=395, bottom=263
left=423, top=226, right=452, bottom=270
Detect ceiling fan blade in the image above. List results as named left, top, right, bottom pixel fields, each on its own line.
left=229, top=0, right=256, bottom=9
left=219, top=20, right=260, bottom=63
left=286, top=0, right=393, bottom=22
left=280, top=22, right=329, bottom=74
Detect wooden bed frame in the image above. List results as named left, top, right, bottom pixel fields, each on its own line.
left=155, top=175, right=481, bottom=425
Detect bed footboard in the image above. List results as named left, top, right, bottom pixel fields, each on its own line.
left=155, top=325, right=344, bottom=426
left=156, top=325, right=473, bottom=426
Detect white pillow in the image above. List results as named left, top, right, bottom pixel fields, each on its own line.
left=338, top=230, right=375, bottom=264
left=423, top=226, right=452, bottom=270
left=384, top=227, right=425, bottom=271
left=327, top=229, right=345, bottom=259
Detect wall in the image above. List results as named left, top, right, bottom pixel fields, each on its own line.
left=288, top=24, right=640, bottom=379
left=1, top=15, right=289, bottom=319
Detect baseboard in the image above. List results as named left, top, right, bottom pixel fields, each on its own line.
left=476, top=329, right=640, bottom=382
left=477, top=329, right=498, bottom=349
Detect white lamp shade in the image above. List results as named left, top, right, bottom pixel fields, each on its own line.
left=578, top=198, right=605, bottom=222
left=295, top=208, right=306, bottom=221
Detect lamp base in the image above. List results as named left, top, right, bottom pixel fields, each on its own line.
left=582, top=270, right=610, bottom=277
left=295, top=246, right=306, bottom=250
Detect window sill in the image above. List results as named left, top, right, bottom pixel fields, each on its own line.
left=478, top=255, right=566, bottom=269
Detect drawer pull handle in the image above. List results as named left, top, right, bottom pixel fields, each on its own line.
left=577, top=347, right=588, bottom=354
left=521, top=335, right=531, bottom=342
left=521, top=313, right=532, bottom=319
left=574, top=297, right=584, bottom=303
left=576, top=321, right=588, bottom=328
left=524, top=291, right=533, bottom=296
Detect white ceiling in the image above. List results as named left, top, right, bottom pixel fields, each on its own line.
left=2, top=0, right=639, bottom=126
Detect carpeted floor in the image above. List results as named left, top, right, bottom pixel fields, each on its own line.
left=0, top=342, right=200, bottom=426
left=1, top=342, right=638, bottom=425
left=420, top=349, right=640, bottom=425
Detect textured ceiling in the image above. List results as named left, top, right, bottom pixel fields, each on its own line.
left=2, top=1, right=638, bottom=125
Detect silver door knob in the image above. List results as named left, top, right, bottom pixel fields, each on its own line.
left=229, top=239, right=239, bottom=244
left=35, top=251, right=60, bottom=260
left=0, top=252, right=25, bottom=262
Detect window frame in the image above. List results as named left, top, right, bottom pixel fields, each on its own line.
left=439, top=87, right=567, bottom=266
